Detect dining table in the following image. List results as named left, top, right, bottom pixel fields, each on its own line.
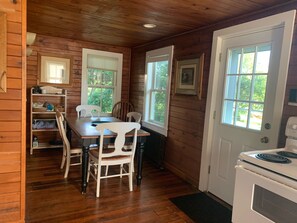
left=65, top=116, right=150, bottom=194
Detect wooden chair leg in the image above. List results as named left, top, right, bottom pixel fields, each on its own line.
left=105, top=165, right=108, bottom=176
left=120, top=164, right=123, bottom=178
left=96, top=165, right=102, bottom=197
left=129, top=163, right=133, bottom=191
left=60, top=147, right=66, bottom=169
left=64, top=155, right=71, bottom=178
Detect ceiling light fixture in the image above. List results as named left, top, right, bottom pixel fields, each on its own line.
left=143, top=23, right=156, bottom=29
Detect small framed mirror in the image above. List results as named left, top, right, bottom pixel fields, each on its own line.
left=38, top=53, right=73, bottom=86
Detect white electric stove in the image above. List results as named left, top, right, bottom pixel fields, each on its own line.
left=232, top=117, right=297, bottom=223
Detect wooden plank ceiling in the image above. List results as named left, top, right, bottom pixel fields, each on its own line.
left=27, top=0, right=291, bottom=48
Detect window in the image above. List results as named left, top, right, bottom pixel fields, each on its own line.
left=143, top=46, right=174, bottom=136
left=222, top=44, right=271, bottom=130
left=81, top=49, right=123, bottom=115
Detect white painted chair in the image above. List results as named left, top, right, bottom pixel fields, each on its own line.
left=127, top=112, right=142, bottom=123
left=56, top=110, right=82, bottom=178
left=76, top=105, right=101, bottom=118
left=105, top=111, right=142, bottom=176
left=87, top=122, right=141, bottom=197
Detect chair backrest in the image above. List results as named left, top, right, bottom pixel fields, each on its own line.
left=127, top=112, right=142, bottom=123
left=112, top=101, right=134, bottom=121
left=96, top=122, right=140, bottom=159
left=76, top=105, right=101, bottom=118
left=56, top=110, right=70, bottom=153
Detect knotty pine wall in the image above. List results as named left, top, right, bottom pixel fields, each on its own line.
left=130, top=2, right=297, bottom=186
left=26, top=35, right=131, bottom=145
left=0, top=0, right=26, bottom=222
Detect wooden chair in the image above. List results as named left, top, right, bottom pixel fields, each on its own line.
left=112, top=101, right=134, bottom=121
left=56, top=110, right=82, bottom=178
left=76, top=105, right=101, bottom=118
left=87, top=122, right=141, bottom=197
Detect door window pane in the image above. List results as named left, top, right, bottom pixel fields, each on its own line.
left=252, top=75, right=267, bottom=102
left=249, top=103, right=263, bottom=130
left=238, top=75, right=252, bottom=101
left=222, top=44, right=271, bottom=131
left=222, top=100, right=235, bottom=125
left=235, top=102, right=249, bottom=127
left=226, top=49, right=241, bottom=74
left=225, top=75, right=238, bottom=100
left=241, top=47, right=255, bottom=74
left=255, top=45, right=271, bottom=73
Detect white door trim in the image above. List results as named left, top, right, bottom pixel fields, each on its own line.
left=199, top=10, right=296, bottom=192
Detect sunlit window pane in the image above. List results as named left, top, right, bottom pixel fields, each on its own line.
left=102, top=71, right=114, bottom=86
left=100, top=88, right=113, bottom=113
left=154, top=61, right=168, bottom=89
left=87, top=68, right=115, bottom=112
left=222, top=100, right=235, bottom=125
left=252, top=75, right=267, bottom=102
left=255, top=45, right=271, bottom=73
left=150, top=91, right=166, bottom=124
left=235, top=102, right=249, bottom=128
left=238, top=75, right=252, bottom=101
left=49, top=64, right=64, bottom=83
left=241, top=47, right=255, bottom=74
left=226, top=49, right=241, bottom=74
left=88, top=87, right=100, bottom=106
left=224, top=75, right=238, bottom=100
left=249, top=103, right=263, bottom=130
left=88, top=69, right=101, bottom=85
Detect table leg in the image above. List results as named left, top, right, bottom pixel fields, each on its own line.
left=136, top=141, right=145, bottom=185
left=81, top=145, right=89, bottom=194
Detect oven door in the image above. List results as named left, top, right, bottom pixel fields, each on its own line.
left=232, top=165, right=297, bottom=223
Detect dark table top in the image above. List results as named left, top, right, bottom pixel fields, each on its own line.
left=65, top=116, right=150, bottom=139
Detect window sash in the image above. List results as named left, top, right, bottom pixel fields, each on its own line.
left=143, top=45, right=174, bottom=136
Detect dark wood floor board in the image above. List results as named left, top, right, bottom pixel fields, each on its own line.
left=26, top=149, right=197, bottom=223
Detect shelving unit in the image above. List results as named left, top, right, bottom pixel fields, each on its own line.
left=30, top=86, right=67, bottom=154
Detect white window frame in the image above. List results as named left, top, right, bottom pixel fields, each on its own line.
left=143, top=45, right=174, bottom=136
left=81, top=48, right=123, bottom=116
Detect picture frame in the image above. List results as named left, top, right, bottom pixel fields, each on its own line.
left=38, top=53, right=73, bottom=87
left=175, top=53, right=204, bottom=99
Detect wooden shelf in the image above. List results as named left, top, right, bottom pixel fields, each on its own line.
left=32, top=111, right=65, bottom=114
left=32, top=93, right=66, bottom=97
left=32, top=128, right=59, bottom=132
left=30, top=86, right=67, bottom=155
left=32, top=142, right=63, bottom=149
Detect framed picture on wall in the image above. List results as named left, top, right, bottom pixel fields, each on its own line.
left=175, top=53, right=204, bottom=99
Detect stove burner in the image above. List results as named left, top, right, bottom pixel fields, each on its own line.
left=256, top=153, right=291, bottom=164
left=277, top=151, right=297, bottom=159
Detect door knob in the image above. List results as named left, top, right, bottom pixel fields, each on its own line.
left=260, top=136, right=269, bottom=143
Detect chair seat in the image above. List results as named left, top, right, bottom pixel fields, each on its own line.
left=70, top=147, right=82, bottom=154
left=87, top=122, right=140, bottom=197
left=89, top=149, right=130, bottom=162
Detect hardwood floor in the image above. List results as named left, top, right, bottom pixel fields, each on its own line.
left=26, top=148, right=198, bottom=222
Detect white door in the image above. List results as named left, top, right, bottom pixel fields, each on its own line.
left=208, top=27, right=285, bottom=205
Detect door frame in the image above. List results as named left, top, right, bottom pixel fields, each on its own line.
left=199, top=10, right=296, bottom=192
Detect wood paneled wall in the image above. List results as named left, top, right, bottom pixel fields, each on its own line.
left=27, top=35, right=131, bottom=116
left=130, top=2, right=297, bottom=186
left=0, top=0, right=26, bottom=222
left=26, top=35, right=131, bottom=146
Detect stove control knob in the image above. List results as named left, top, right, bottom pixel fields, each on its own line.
left=260, top=136, right=269, bottom=143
